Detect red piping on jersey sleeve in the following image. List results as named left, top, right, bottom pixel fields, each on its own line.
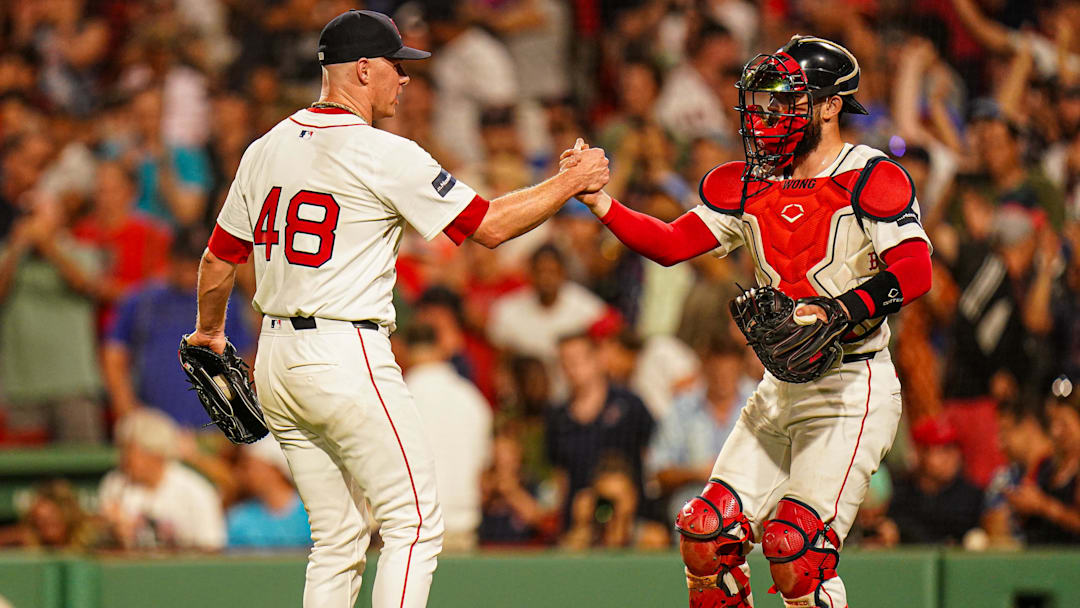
left=443, top=195, right=490, bottom=245
left=881, top=238, right=932, bottom=305
left=208, top=223, right=253, bottom=264
left=599, top=199, right=720, bottom=267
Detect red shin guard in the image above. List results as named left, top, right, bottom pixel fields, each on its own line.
left=676, top=479, right=755, bottom=607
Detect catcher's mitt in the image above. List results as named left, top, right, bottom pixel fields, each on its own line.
left=729, top=285, right=851, bottom=384
left=178, top=336, right=268, bottom=444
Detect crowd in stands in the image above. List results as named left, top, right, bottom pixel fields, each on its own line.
left=3, top=0, right=1080, bottom=553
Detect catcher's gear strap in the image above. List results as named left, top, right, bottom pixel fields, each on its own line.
left=599, top=198, right=719, bottom=267
left=443, top=194, right=489, bottom=245
left=698, top=161, right=747, bottom=215
left=677, top=480, right=754, bottom=608
left=762, top=498, right=840, bottom=600
left=851, top=156, right=916, bottom=223
left=209, top=223, right=253, bottom=264
left=836, top=238, right=931, bottom=323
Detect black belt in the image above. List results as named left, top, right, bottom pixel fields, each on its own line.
left=841, top=350, right=879, bottom=363
left=290, top=317, right=379, bottom=331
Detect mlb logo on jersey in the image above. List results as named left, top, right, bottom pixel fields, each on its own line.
left=299, top=130, right=314, bottom=139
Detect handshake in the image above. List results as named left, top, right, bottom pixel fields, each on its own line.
left=558, top=138, right=612, bottom=215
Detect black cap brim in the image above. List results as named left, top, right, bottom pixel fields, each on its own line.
left=389, top=46, right=431, bottom=60
left=843, top=96, right=869, bottom=115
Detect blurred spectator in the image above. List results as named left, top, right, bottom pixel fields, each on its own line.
left=478, top=106, right=532, bottom=198
left=474, top=0, right=571, bottom=157
left=646, top=339, right=751, bottom=518
left=938, top=203, right=1055, bottom=485
left=21, top=0, right=110, bottom=116
left=888, top=416, right=984, bottom=544
left=546, top=333, right=654, bottom=525
left=499, top=355, right=556, bottom=489
left=0, top=193, right=105, bottom=444
left=983, top=399, right=1055, bottom=547
left=72, top=161, right=172, bottom=309
left=428, top=2, right=518, bottom=167
left=246, top=64, right=299, bottom=139
left=416, top=282, right=497, bottom=405
left=38, top=111, right=99, bottom=203
left=951, top=0, right=1080, bottom=83
left=376, top=70, right=455, bottom=166
left=1053, top=232, right=1080, bottom=382
left=654, top=21, right=739, bottom=145
left=970, top=109, right=1065, bottom=229
left=598, top=328, right=700, bottom=421
left=124, top=86, right=212, bottom=227
left=99, top=409, right=225, bottom=550
left=459, top=241, right=528, bottom=333
left=479, top=428, right=548, bottom=546
left=488, top=244, right=607, bottom=396
left=0, top=479, right=102, bottom=550
left=404, top=323, right=493, bottom=551
left=889, top=34, right=962, bottom=217
left=1000, top=384, right=1080, bottom=544
left=561, top=453, right=639, bottom=549
left=204, top=91, right=256, bottom=222
left=227, top=437, right=311, bottom=549
left=596, top=58, right=662, bottom=158
left=0, top=132, right=55, bottom=240
left=102, top=227, right=252, bottom=425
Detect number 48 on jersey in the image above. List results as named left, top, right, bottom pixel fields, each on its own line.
left=254, top=187, right=341, bottom=268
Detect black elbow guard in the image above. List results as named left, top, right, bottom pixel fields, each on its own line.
left=836, top=271, right=903, bottom=324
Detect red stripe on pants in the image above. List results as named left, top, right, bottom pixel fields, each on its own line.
left=358, top=329, right=422, bottom=608
left=832, top=361, right=872, bottom=522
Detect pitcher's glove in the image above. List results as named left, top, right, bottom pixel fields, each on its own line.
left=729, top=285, right=851, bottom=384
left=178, top=336, right=268, bottom=444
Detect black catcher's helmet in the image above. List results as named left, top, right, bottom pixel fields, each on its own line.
left=782, top=36, right=867, bottom=116
left=735, top=35, right=867, bottom=175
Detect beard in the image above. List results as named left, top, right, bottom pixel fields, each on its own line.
left=791, top=109, right=824, bottom=160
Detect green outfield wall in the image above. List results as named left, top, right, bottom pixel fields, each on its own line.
left=0, top=548, right=1075, bottom=608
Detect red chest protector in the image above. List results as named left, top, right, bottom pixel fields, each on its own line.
left=700, top=161, right=872, bottom=300
left=742, top=176, right=858, bottom=299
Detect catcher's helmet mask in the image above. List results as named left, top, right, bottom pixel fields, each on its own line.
left=735, top=35, right=868, bottom=178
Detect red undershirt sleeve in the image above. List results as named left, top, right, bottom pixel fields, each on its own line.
left=881, top=238, right=932, bottom=305
left=837, top=238, right=932, bottom=322
left=208, top=223, right=253, bottom=264
left=443, top=195, right=490, bottom=245
left=598, top=198, right=720, bottom=267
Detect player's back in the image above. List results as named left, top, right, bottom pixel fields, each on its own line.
left=216, top=107, right=476, bottom=329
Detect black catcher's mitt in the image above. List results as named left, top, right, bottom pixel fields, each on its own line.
left=178, top=336, right=268, bottom=444
left=729, top=285, right=851, bottom=383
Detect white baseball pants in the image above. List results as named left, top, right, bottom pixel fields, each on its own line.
left=254, top=316, right=444, bottom=608
left=711, top=349, right=903, bottom=607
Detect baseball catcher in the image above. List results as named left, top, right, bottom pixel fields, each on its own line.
left=178, top=336, right=267, bottom=444
left=563, top=35, right=933, bottom=608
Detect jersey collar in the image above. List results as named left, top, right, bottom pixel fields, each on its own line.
left=291, top=108, right=369, bottom=128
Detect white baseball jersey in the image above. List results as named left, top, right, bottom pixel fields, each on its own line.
left=215, top=107, right=479, bottom=330
left=691, top=143, right=931, bottom=354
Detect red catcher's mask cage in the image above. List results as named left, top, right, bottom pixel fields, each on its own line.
left=735, top=52, right=816, bottom=179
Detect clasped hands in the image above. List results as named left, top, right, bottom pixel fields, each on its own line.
left=559, top=138, right=613, bottom=216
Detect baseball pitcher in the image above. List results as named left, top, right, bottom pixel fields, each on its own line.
left=185, top=10, right=608, bottom=608
left=563, top=36, right=932, bottom=607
